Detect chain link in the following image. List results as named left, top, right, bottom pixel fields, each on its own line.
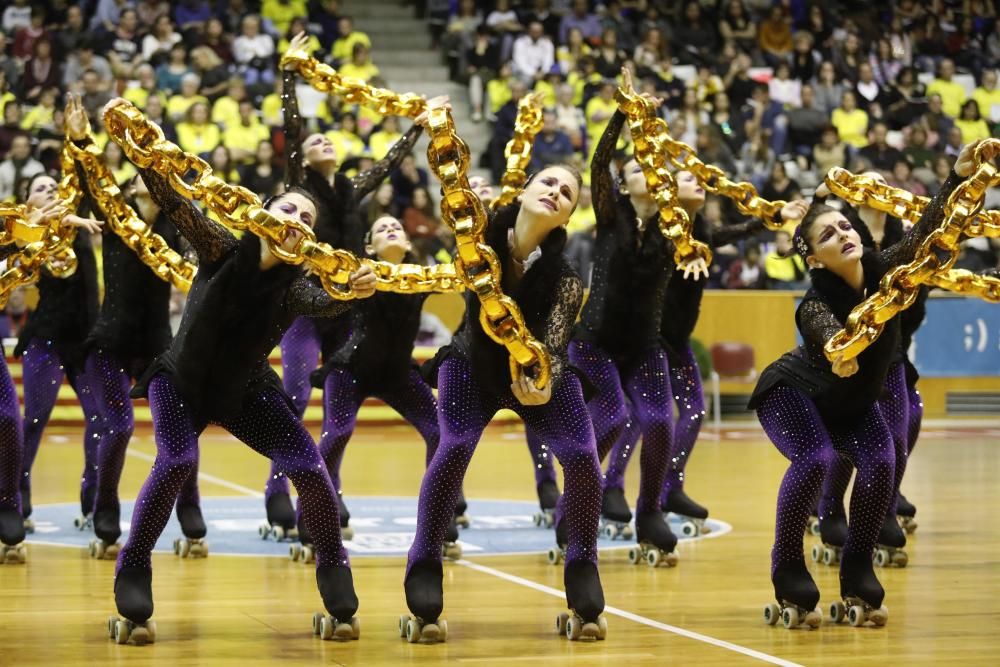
left=104, top=101, right=463, bottom=298
left=493, top=93, right=544, bottom=209
left=928, top=268, right=1000, bottom=301
left=0, top=204, right=80, bottom=307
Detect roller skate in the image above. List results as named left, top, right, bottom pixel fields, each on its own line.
left=896, top=493, right=918, bottom=534
left=547, top=517, right=567, bottom=565
left=441, top=518, right=462, bottom=561
left=75, top=485, right=96, bottom=530
left=557, top=561, right=607, bottom=640
left=258, top=492, right=298, bottom=541
left=0, top=507, right=27, bottom=564
left=108, top=567, right=156, bottom=645
left=290, top=517, right=315, bottom=563
left=661, top=488, right=710, bottom=537
left=763, top=561, right=822, bottom=629
left=311, top=565, right=360, bottom=641
left=453, top=491, right=470, bottom=529
left=400, top=560, right=447, bottom=643
left=810, top=514, right=847, bottom=566
left=532, top=480, right=560, bottom=529
left=337, top=492, right=354, bottom=541
left=829, top=552, right=888, bottom=627
left=173, top=504, right=208, bottom=558
left=627, top=511, right=679, bottom=567
left=873, top=512, right=908, bottom=568
left=599, top=487, right=633, bottom=540
left=89, top=506, right=122, bottom=560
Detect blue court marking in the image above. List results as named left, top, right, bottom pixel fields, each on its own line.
left=27, top=496, right=731, bottom=557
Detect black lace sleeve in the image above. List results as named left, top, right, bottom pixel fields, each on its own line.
left=282, top=69, right=305, bottom=190
left=543, top=273, right=584, bottom=386
left=591, top=109, right=626, bottom=228
left=798, top=297, right=845, bottom=349
left=138, top=167, right=237, bottom=264
left=711, top=218, right=765, bottom=247
left=350, top=123, right=424, bottom=200
left=880, top=171, right=963, bottom=269
left=0, top=243, right=18, bottom=260
left=285, top=273, right=355, bottom=318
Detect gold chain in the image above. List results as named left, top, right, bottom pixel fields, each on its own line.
left=0, top=205, right=80, bottom=307
left=928, top=268, right=1000, bottom=301
left=823, top=142, right=1000, bottom=362
left=615, top=88, right=713, bottom=267
left=493, top=93, right=544, bottom=209
left=65, top=134, right=197, bottom=292
left=425, top=105, right=551, bottom=389
left=103, top=101, right=462, bottom=298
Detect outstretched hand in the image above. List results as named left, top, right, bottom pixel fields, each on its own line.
left=65, top=94, right=91, bottom=142
left=679, top=256, right=710, bottom=281
left=283, top=32, right=311, bottom=69
left=102, top=97, right=131, bottom=119
left=415, top=95, right=451, bottom=128
left=955, top=139, right=1000, bottom=178
left=780, top=199, right=809, bottom=223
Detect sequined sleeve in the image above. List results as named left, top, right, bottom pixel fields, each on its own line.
left=350, top=124, right=424, bottom=200
left=282, top=69, right=305, bottom=190
left=880, top=171, right=963, bottom=269
left=138, top=167, right=237, bottom=264
left=711, top=218, right=765, bottom=247
left=285, top=273, right=354, bottom=318
left=797, top=297, right=845, bottom=349
left=590, top=109, right=626, bottom=228
left=543, top=273, right=584, bottom=385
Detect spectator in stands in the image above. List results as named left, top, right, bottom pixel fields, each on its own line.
left=332, top=15, right=370, bottom=64
left=156, top=43, right=192, bottom=95
left=368, top=116, right=402, bottom=161
left=104, top=139, right=137, bottom=185
left=390, top=152, right=429, bottom=211
left=278, top=18, right=321, bottom=57
left=888, top=157, right=927, bottom=197
left=211, top=78, right=248, bottom=129
left=106, top=9, right=143, bottom=79
left=803, top=4, right=834, bottom=56
left=63, top=39, right=113, bottom=92
left=238, top=139, right=282, bottom=198
left=972, top=69, right=1000, bottom=125
left=143, top=93, right=176, bottom=143
left=709, top=91, right=745, bottom=156
left=531, top=108, right=574, bottom=170
left=723, top=243, right=765, bottom=289
left=442, top=1, right=480, bottom=80
left=512, top=21, right=554, bottom=85
left=0, top=134, right=43, bottom=201
left=0, top=101, right=26, bottom=160
left=884, top=66, right=927, bottom=130
left=233, top=14, right=275, bottom=88
left=758, top=5, right=793, bottom=67
left=675, top=1, right=717, bottom=64
left=176, top=101, right=221, bottom=156
left=123, top=64, right=167, bottom=111
left=53, top=6, right=87, bottom=58
left=402, top=185, right=442, bottom=264
left=633, top=27, right=666, bottom=76
left=21, top=87, right=57, bottom=134
left=761, top=161, right=800, bottom=202
left=695, top=125, right=737, bottom=175
left=559, top=0, right=601, bottom=45
left=90, top=0, right=129, bottom=33
left=769, top=61, right=801, bottom=108
left=341, top=43, right=379, bottom=83
left=790, top=31, right=819, bottom=84
left=12, top=6, right=47, bottom=60
left=22, top=38, right=60, bottom=105
left=135, top=1, right=171, bottom=33
left=174, top=0, right=214, bottom=37
left=744, top=83, right=788, bottom=156
left=764, top=230, right=808, bottom=289
left=854, top=62, right=888, bottom=116
left=167, top=72, right=207, bottom=122
left=903, top=125, right=936, bottom=182
left=831, top=90, right=869, bottom=149
left=833, top=32, right=864, bottom=83
left=812, top=124, right=847, bottom=176
left=553, top=82, right=584, bottom=149
left=593, top=28, right=626, bottom=78
left=365, top=181, right=396, bottom=226
left=787, top=84, right=827, bottom=156
left=811, top=60, right=843, bottom=116
left=190, top=46, right=230, bottom=101
left=466, top=25, right=501, bottom=122
left=926, top=58, right=966, bottom=118
left=223, top=99, right=269, bottom=163
left=723, top=50, right=756, bottom=110
left=741, top=130, right=776, bottom=190
left=859, top=121, right=903, bottom=173
left=870, top=37, right=903, bottom=87
left=584, top=78, right=616, bottom=155
left=80, top=69, right=113, bottom=121
left=955, top=99, right=992, bottom=143
left=943, top=125, right=964, bottom=158
left=564, top=184, right=595, bottom=286
left=0, top=32, right=20, bottom=90
left=719, top=0, right=757, bottom=54
left=202, top=17, right=234, bottom=64
left=651, top=56, right=685, bottom=109
left=262, top=0, right=308, bottom=37
left=208, top=145, right=239, bottom=183
left=326, top=112, right=365, bottom=161
left=928, top=154, right=955, bottom=195
left=141, top=14, right=181, bottom=65
left=557, top=26, right=591, bottom=76
left=485, top=0, right=523, bottom=47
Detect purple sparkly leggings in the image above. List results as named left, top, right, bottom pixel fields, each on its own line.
left=758, top=384, right=895, bottom=574
left=407, top=355, right=601, bottom=572
left=819, top=362, right=909, bottom=521
left=117, top=374, right=348, bottom=574
left=524, top=430, right=558, bottom=486
left=0, top=355, right=23, bottom=513
left=568, top=340, right=673, bottom=513
left=907, top=383, right=922, bottom=455
left=20, top=339, right=102, bottom=514
left=317, top=366, right=439, bottom=494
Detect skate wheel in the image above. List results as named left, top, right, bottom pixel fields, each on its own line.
left=350, top=616, right=360, bottom=640
left=438, top=619, right=447, bottom=642
left=312, top=612, right=323, bottom=635
left=622, top=525, right=634, bottom=540
left=782, top=607, right=799, bottom=629
left=555, top=612, right=569, bottom=635
left=664, top=551, right=679, bottom=567
left=455, top=515, right=470, bottom=529
left=332, top=619, right=355, bottom=641
left=547, top=548, right=563, bottom=566
left=601, top=524, right=617, bottom=540
left=289, top=545, right=301, bottom=561
left=680, top=521, right=698, bottom=538
left=342, top=525, right=355, bottom=541
left=565, top=616, right=581, bottom=640
left=830, top=601, right=846, bottom=623
left=545, top=514, right=555, bottom=529
left=273, top=526, right=286, bottom=541
left=808, top=518, right=821, bottom=536
left=810, top=544, right=822, bottom=563
left=145, top=620, right=157, bottom=643
left=848, top=605, right=866, bottom=627
left=596, top=615, right=608, bottom=640
left=114, top=619, right=130, bottom=644
left=892, top=551, right=908, bottom=567
left=805, top=609, right=823, bottom=629
left=627, top=547, right=641, bottom=565
left=319, top=616, right=334, bottom=640
left=533, top=513, right=542, bottom=527
left=405, top=618, right=421, bottom=643
left=302, top=546, right=314, bottom=564
left=173, top=539, right=181, bottom=556
left=89, top=540, right=98, bottom=558
left=822, top=547, right=836, bottom=566
left=763, top=603, right=780, bottom=626
left=874, top=549, right=889, bottom=567
left=443, top=543, right=462, bottom=560
left=107, top=543, right=121, bottom=559
left=646, top=549, right=661, bottom=567
left=870, top=606, right=888, bottom=627
left=106, top=616, right=117, bottom=639
left=258, top=523, right=270, bottom=539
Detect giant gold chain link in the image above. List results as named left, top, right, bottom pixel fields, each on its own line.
left=615, top=88, right=713, bottom=267
left=104, top=102, right=462, bottom=298
left=65, top=134, right=197, bottom=292
left=0, top=205, right=80, bottom=307
left=493, top=93, right=545, bottom=209
left=425, top=105, right=551, bottom=389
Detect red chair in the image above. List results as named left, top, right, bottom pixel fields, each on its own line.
left=709, top=342, right=756, bottom=428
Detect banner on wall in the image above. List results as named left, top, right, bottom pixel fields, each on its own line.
left=911, top=296, right=1000, bottom=377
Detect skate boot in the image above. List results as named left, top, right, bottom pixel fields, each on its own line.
left=557, top=560, right=607, bottom=640
left=763, top=561, right=822, bottom=629
left=874, top=512, right=908, bottom=568
left=830, top=551, right=888, bottom=627
left=259, top=492, right=297, bottom=541
left=661, top=488, right=710, bottom=537
left=453, top=490, right=470, bottom=529
left=441, top=518, right=462, bottom=560
left=337, top=492, right=354, bottom=541
left=599, top=487, right=633, bottom=540
left=811, top=514, right=847, bottom=566
left=896, top=493, right=917, bottom=534
left=401, top=560, right=447, bottom=643
left=74, top=485, right=96, bottom=531
left=0, top=507, right=27, bottom=564
left=89, top=506, right=122, bottom=560
left=311, top=565, right=360, bottom=641
left=547, top=516, right=568, bottom=565
left=173, top=504, right=208, bottom=558
left=109, top=567, right=156, bottom=645
left=628, top=511, right=679, bottom=567
left=290, top=516, right=314, bottom=563
left=20, top=481, right=34, bottom=534
left=532, top=480, right=560, bottom=529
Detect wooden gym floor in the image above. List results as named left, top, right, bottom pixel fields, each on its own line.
left=1, top=419, right=998, bottom=666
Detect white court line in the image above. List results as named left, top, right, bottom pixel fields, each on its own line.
left=126, top=448, right=263, bottom=498
left=456, top=559, right=802, bottom=667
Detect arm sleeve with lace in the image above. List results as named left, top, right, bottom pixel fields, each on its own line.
left=880, top=171, right=963, bottom=269
left=590, top=109, right=626, bottom=228
left=798, top=297, right=845, bottom=349
left=282, top=69, right=304, bottom=190
left=138, top=167, right=237, bottom=264
left=542, top=273, right=584, bottom=386
left=710, top=218, right=765, bottom=247
left=285, top=273, right=355, bottom=318
left=351, top=124, right=424, bottom=200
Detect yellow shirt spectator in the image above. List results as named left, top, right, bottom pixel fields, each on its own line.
left=332, top=32, right=371, bottom=63
left=972, top=86, right=1000, bottom=123
left=20, top=105, right=55, bottom=132
left=325, top=129, right=366, bottom=161
left=340, top=61, right=380, bottom=83
left=223, top=122, right=270, bottom=163
left=556, top=43, right=591, bottom=76
left=487, top=77, right=513, bottom=114
left=177, top=121, right=222, bottom=155
left=211, top=96, right=242, bottom=129
left=261, top=93, right=283, bottom=127
left=368, top=129, right=402, bottom=161
left=764, top=251, right=806, bottom=283
left=567, top=202, right=595, bottom=235
left=955, top=118, right=992, bottom=143
left=261, top=0, right=307, bottom=36
left=533, top=80, right=557, bottom=108
left=167, top=94, right=208, bottom=123
left=123, top=87, right=167, bottom=111
left=926, top=78, right=967, bottom=118
left=113, top=162, right=137, bottom=185
left=585, top=95, right=617, bottom=146
left=831, top=107, right=869, bottom=149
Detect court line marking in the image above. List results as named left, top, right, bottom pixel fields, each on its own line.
left=126, top=448, right=264, bottom=498
left=456, top=558, right=802, bottom=667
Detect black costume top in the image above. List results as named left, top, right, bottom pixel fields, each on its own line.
left=749, top=171, right=963, bottom=427
left=425, top=204, right=583, bottom=398
left=14, top=224, right=99, bottom=371
left=129, top=167, right=354, bottom=422
left=574, top=110, right=674, bottom=357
